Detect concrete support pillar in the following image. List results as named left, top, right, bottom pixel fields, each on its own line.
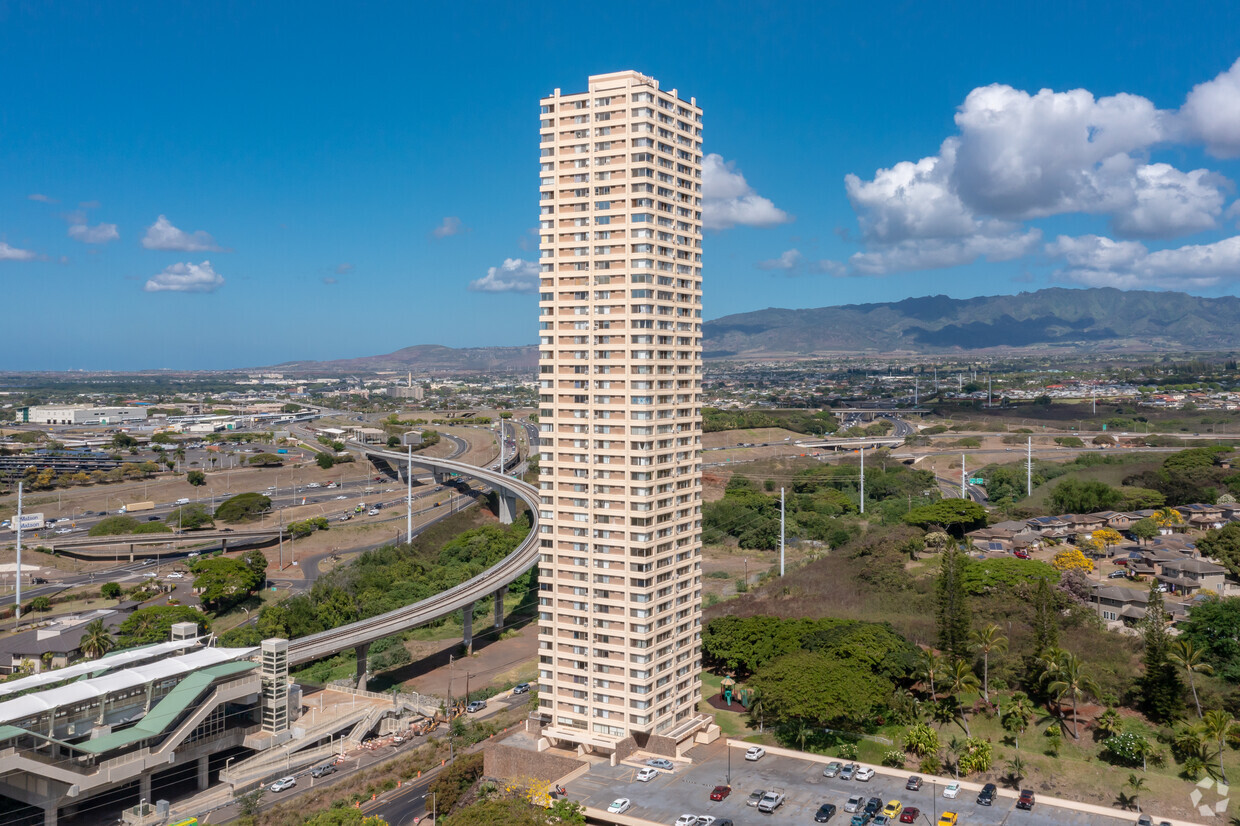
left=221, top=538, right=227, bottom=553
left=197, top=755, right=210, bottom=790
left=494, top=587, right=505, bottom=630
left=355, top=642, right=370, bottom=689
left=129, top=544, right=135, bottom=563
left=43, top=804, right=57, bottom=826
left=433, top=469, right=449, bottom=485
left=139, top=772, right=152, bottom=803
left=463, top=602, right=475, bottom=655
left=496, top=491, right=517, bottom=525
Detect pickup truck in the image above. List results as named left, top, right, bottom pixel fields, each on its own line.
left=758, top=790, right=785, bottom=813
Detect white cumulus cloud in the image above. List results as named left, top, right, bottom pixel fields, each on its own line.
left=468, top=258, right=540, bottom=293
left=0, top=242, right=36, bottom=261
left=756, top=249, right=802, bottom=270
left=1179, top=57, right=1240, bottom=158
left=143, top=260, right=225, bottom=293
left=432, top=216, right=467, bottom=238
left=67, top=222, right=120, bottom=244
left=142, top=215, right=224, bottom=252
left=850, top=230, right=1043, bottom=276
left=702, top=153, right=791, bottom=230
left=1048, top=233, right=1240, bottom=289
left=27, top=193, right=57, bottom=204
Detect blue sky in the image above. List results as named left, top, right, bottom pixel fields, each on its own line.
left=4, top=1, right=1240, bottom=370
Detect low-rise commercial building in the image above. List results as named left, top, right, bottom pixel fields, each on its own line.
left=23, top=406, right=148, bottom=426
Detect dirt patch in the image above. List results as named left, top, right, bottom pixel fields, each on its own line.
left=390, top=621, right=539, bottom=699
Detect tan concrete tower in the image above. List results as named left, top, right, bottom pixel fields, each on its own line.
left=535, top=71, right=707, bottom=756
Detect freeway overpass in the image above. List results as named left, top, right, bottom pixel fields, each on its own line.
left=285, top=444, right=541, bottom=685
left=796, top=436, right=906, bottom=451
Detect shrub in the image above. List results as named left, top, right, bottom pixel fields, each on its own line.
left=838, top=742, right=858, bottom=759
left=882, top=749, right=906, bottom=768
left=215, top=493, right=272, bottom=523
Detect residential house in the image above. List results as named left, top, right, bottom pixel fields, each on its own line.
left=1177, top=503, right=1226, bottom=532
left=1158, top=558, right=1227, bottom=596
left=0, top=607, right=131, bottom=674
left=1065, top=514, right=1106, bottom=544
left=1026, top=515, right=1070, bottom=538
left=1093, top=511, right=1135, bottom=531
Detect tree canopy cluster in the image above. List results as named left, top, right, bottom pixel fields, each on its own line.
left=214, top=492, right=272, bottom=522
left=191, top=550, right=268, bottom=613
left=703, top=407, right=840, bottom=436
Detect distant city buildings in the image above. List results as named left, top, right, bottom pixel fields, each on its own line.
left=536, top=71, right=709, bottom=754
left=23, top=405, right=148, bottom=426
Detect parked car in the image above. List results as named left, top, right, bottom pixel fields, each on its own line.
left=744, top=746, right=765, bottom=761
left=840, top=763, right=858, bottom=780
left=815, top=803, right=838, bottom=822
left=466, top=700, right=487, bottom=713
left=710, top=785, right=731, bottom=801
left=977, top=783, right=997, bottom=806
left=882, top=801, right=903, bottom=818
left=864, top=798, right=882, bottom=815
left=844, top=795, right=865, bottom=813
left=1013, top=549, right=1031, bottom=559
left=1109, top=570, right=1128, bottom=579
left=269, top=776, right=296, bottom=792
left=166, top=572, right=184, bottom=579
left=899, top=808, right=920, bottom=824
left=512, top=682, right=530, bottom=694
left=856, top=767, right=876, bottom=781
left=607, top=799, right=631, bottom=814
left=905, top=776, right=922, bottom=791
left=646, top=758, right=674, bottom=770
left=872, top=817, right=891, bottom=826
left=1016, top=790, right=1035, bottom=810
left=937, top=814, right=957, bottom=826
left=311, top=763, right=336, bottom=778
left=747, top=789, right=766, bottom=807
left=635, top=767, right=658, bottom=782
left=943, top=782, right=960, bottom=799
left=849, top=814, right=872, bottom=826
left=823, top=761, right=843, bottom=777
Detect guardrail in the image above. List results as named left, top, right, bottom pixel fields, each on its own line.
left=286, top=446, right=540, bottom=666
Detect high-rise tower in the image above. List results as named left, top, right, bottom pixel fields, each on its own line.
left=535, top=71, right=706, bottom=754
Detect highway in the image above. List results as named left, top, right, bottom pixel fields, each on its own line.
left=286, top=446, right=539, bottom=667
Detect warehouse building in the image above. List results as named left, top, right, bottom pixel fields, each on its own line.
left=23, top=406, right=148, bottom=426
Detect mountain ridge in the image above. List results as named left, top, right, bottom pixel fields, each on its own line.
left=267, top=288, right=1240, bottom=372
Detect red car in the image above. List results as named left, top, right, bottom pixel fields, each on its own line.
left=710, top=785, right=731, bottom=801
left=1013, top=549, right=1031, bottom=559
left=900, top=808, right=920, bottom=823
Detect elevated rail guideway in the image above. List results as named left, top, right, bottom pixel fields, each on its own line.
left=287, top=444, right=541, bottom=685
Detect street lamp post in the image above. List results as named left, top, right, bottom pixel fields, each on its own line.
left=423, top=791, right=436, bottom=823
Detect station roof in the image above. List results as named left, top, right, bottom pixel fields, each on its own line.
left=0, top=639, right=202, bottom=699
left=0, top=646, right=256, bottom=725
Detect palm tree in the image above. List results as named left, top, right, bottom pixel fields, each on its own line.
left=1005, top=755, right=1027, bottom=788
left=795, top=719, right=815, bottom=753
left=918, top=649, right=944, bottom=700
left=969, top=624, right=1008, bottom=703
left=1095, top=708, right=1123, bottom=739
left=1126, top=773, right=1147, bottom=812
left=749, top=692, right=765, bottom=734
left=946, top=659, right=981, bottom=736
left=80, top=619, right=115, bottom=660
left=1045, top=652, right=1100, bottom=740
left=1169, top=639, right=1214, bottom=719
left=1002, top=692, right=1034, bottom=751
left=946, top=736, right=964, bottom=780
left=1199, top=709, right=1240, bottom=783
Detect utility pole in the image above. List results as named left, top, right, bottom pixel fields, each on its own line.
left=961, top=454, right=967, bottom=499
left=406, top=444, right=413, bottom=544
left=1027, top=436, right=1033, bottom=497
left=914, top=378, right=918, bottom=406
left=859, top=447, right=865, bottom=514
left=278, top=510, right=284, bottom=570
left=779, top=488, right=785, bottom=577
left=988, top=374, right=992, bottom=408
left=15, top=481, right=22, bottom=624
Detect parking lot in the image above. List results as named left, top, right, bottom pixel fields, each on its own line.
left=568, top=739, right=1159, bottom=826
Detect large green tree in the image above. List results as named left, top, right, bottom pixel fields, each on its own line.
left=168, top=503, right=213, bottom=530
left=118, top=606, right=210, bottom=646
left=748, top=650, right=887, bottom=728
left=936, top=546, right=972, bottom=662
left=1198, top=523, right=1240, bottom=577
left=1139, top=579, right=1184, bottom=723
left=191, top=557, right=265, bottom=613
left=905, top=499, right=987, bottom=537
left=214, top=492, right=272, bottom=522
left=1049, top=478, right=1122, bottom=514
left=1178, top=596, right=1240, bottom=682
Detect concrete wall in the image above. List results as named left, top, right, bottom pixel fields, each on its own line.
left=484, top=741, right=584, bottom=785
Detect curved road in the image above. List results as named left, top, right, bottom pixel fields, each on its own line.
left=286, top=448, right=539, bottom=666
